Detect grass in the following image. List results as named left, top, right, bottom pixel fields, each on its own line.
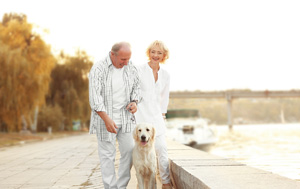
left=0, top=131, right=87, bottom=148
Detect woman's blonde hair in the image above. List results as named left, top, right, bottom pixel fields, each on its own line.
left=146, top=40, right=169, bottom=64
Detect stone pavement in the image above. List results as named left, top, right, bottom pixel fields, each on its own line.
left=0, top=133, right=162, bottom=189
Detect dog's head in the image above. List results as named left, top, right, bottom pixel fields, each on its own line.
left=133, top=123, right=156, bottom=146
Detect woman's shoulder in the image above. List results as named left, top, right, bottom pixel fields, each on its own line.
left=135, top=63, right=149, bottom=72
left=160, top=66, right=170, bottom=78
left=140, top=63, right=149, bottom=68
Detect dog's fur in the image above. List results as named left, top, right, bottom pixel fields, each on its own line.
left=132, top=123, right=157, bottom=189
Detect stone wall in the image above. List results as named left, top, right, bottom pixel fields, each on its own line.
left=166, top=139, right=300, bottom=189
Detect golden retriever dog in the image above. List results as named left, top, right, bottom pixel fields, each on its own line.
left=132, top=123, right=157, bottom=189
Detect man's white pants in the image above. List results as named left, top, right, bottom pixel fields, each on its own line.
left=97, top=126, right=134, bottom=189
left=155, top=134, right=171, bottom=184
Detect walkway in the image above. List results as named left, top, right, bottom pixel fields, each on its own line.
left=0, top=134, right=161, bottom=189
left=2, top=133, right=298, bottom=188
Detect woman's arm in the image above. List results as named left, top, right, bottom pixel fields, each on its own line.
left=161, top=72, right=170, bottom=114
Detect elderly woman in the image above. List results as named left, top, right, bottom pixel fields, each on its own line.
left=135, top=40, right=172, bottom=189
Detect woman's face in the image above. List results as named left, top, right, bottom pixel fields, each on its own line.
left=149, top=45, right=164, bottom=64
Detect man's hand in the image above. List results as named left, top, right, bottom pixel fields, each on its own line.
left=96, top=111, right=118, bottom=134
left=126, top=102, right=137, bottom=114
left=104, top=118, right=118, bottom=134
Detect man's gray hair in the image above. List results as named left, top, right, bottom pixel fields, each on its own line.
left=111, top=42, right=131, bottom=55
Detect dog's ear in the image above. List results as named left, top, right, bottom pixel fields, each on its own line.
left=133, top=126, right=139, bottom=141
left=151, top=126, right=156, bottom=141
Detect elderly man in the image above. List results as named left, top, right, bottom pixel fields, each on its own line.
left=89, top=42, right=141, bottom=189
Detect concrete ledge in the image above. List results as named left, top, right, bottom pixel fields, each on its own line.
left=166, top=139, right=300, bottom=189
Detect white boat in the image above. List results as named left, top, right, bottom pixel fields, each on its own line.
left=166, top=118, right=217, bottom=151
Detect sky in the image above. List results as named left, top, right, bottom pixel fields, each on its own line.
left=2, top=0, right=300, bottom=92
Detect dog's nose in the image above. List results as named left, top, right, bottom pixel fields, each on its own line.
left=141, top=135, right=146, bottom=141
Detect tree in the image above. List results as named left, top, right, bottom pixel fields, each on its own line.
left=37, top=104, right=64, bottom=132
left=47, top=51, right=92, bottom=130
left=0, top=13, right=55, bottom=132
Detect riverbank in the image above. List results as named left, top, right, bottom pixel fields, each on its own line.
left=0, top=131, right=87, bottom=148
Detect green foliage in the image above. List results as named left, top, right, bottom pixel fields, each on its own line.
left=37, top=105, right=64, bottom=132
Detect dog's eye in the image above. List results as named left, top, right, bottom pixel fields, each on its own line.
left=138, top=129, right=141, bottom=132
left=146, top=128, right=150, bottom=132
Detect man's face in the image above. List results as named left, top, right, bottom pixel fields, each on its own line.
left=111, top=48, right=131, bottom=69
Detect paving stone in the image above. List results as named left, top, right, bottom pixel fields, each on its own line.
left=6, top=133, right=296, bottom=189
left=0, top=134, right=141, bottom=188
left=0, top=184, right=22, bottom=189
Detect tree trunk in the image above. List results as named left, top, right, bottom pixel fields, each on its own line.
left=30, top=106, right=39, bottom=132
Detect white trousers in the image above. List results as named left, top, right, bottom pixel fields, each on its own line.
left=155, top=134, right=171, bottom=184
left=96, top=126, right=134, bottom=189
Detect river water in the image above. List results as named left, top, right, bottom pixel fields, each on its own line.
left=166, top=119, right=300, bottom=182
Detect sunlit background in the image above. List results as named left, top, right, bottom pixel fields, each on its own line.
left=2, top=0, right=300, bottom=91
left=1, top=0, right=300, bottom=186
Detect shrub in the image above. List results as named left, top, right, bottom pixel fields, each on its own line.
left=37, top=105, right=64, bottom=132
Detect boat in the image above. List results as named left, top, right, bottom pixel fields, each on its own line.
left=166, top=118, right=217, bottom=151
left=182, top=125, right=194, bottom=133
